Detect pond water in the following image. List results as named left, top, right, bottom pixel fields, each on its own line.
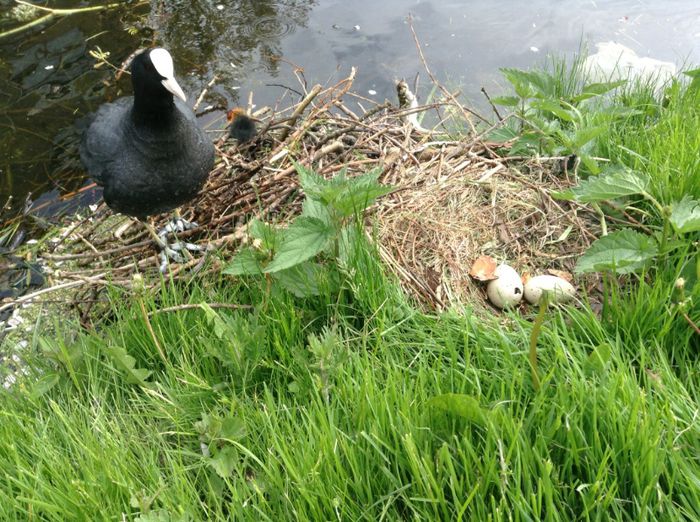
left=1, top=0, right=699, bottom=224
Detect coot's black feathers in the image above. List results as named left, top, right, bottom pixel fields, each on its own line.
left=79, top=49, right=214, bottom=219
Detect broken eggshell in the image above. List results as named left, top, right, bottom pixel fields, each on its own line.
left=523, top=275, right=575, bottom=305
left=486, top=264, right=523, bottom=309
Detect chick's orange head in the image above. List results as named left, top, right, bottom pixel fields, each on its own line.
left=227, top=107, right=247, bottom=122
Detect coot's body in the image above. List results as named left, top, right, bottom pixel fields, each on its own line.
left=80, top=48, right=214, bottom=219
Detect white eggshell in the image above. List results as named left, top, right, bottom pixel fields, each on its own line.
left=524, top=275, right=576, bottom=305
left=486, top=264, right=524, bottom=309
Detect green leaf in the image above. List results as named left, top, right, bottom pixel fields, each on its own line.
left=219, top=417, right=247, bottom=441
left=426, top=394, right=486, bottom=426
left=683, top=68, right=700, bottom=79
left=575, top=229, right=658, bottom=274
left=264, top=217, right=332, bottom=273
left=273, top=261, right=331, bottom=298
left=30, top=373, right=61, bottom=398
left=332, top=169, right=393, bottom=217
left=248, top=219, right=279, bottom=252
left=509, top=132, right=542, bottom=155
left=491, top=96, right=520, bottom=107
left=556, top=166, right=650, bottom=202
left=301, top=196, right=332, bottom=225
left=670, top=196, right=700, bottom=234
left=106, top=345, right=152, bottom=386
left=295, top=161, right=328, bottom=198
left=569, top=125, right=607, bottom=150
left=210, top=446, right=238, bottom=478
left=222, top=247, right=264, bottom=276
left=200, top=304, right=235, bottom=341
left=572, top=80, right=627, bottom=102
left=530, top=99, right=575, bottom=122
left=501, top=68, right=537, bottom=98
left=486, top=126, right=519, bottom=143
left=584, top=343, right=612, bottom=376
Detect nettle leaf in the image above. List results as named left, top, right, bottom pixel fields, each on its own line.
left=570, top=125, right=607, bottom=150
left=491, top=96, right=520, bottom=107
left=248, top=219, right=279, bottom=252
left=427, top=394, right=487, bottom=426
left=219, top=416, right=247, bottom=441
left=332, top=170, right=393, bottom=217
left=530, top=99, right=575, bottom=122
left=575, top=229, right=658, bottom=274
left=107, top=345, right=152, bottom=386
left=501, top=68, right=537, bottom=98
left=556, top=166, right=649, bottom=202
left=210, top=446, right=238, bottom=478
left=264, top=217, right=333, bottom=273
left=486, top=126, right=519, bottom=143
left=670, top=196, right=700, bottom=234
left=572, top=80, right=627, bottom=102
left=222, top=246, right=264, bottom=276
left=295, top=161, right=327, bottom=198
left=302, top=196, right=332, bottom=225
left=200, top=304, right=236, bottom=341
left=30, top=373, right=61, bottom=398
left=273, top=261, right=332, bottom=298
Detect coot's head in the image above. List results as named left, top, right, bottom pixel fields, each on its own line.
left=131, top=48, right=187, bottom=117
left=226, top=107, right=258, bottom=143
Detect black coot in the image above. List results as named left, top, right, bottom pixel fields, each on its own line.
left=80, top=48, right=215, bottom=219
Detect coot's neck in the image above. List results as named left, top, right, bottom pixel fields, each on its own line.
left=131, top=87, right=177, bottom=128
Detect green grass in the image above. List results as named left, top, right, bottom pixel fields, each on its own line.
left=1, top=68, right=700, bottom=521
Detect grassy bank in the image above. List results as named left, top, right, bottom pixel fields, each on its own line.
left=1, top=65, right=699, bottom=521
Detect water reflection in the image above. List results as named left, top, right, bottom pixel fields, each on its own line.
left=0, top=0, right=698, bottom=226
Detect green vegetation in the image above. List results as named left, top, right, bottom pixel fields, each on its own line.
left=1, top=62, right=699, bottom=521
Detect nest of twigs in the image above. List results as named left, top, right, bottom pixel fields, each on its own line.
left=3, top=67, right=602, bottom=323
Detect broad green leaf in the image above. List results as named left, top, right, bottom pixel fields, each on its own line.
left=683, top=68, right=700, bottom=79
left=294, top=161, right=327, bottom=198
left=107, top=345, right=151, bottom=386
left=200, top=304, right=235, bottom=342
left=570, top=125, right=607, bottom=150
left=248, top=219, right=279, bottom=252
left=219, top=417, right=247, bottom=441
left=584, top=343, right=612, bottom=376
left=530, top=99, right=575, bottom=122
left=572, top=80, right=627, bottom=102
left=274, top=261, right=330, bottom=298
left=509, top=132, right=542, bottom=155
left=556, top=166, right=650, bottom=202
left=210, top=446, right=238, bottom=478
left=301, top=196, right=332, bottom=225
left=486, top=126, right=519, bottom=143
left=30, top=373, right=60, bottom=398
left=575, top=229, right=658, bottom=274
left=264, top=217, right=332, bottom=273
left=670, top=196, right=700, bottom=234
left=332, top=170, right=393, bottom=217
left=222, top=246, right=264, bottom=276
left=427, top=394, right=486, bottom=426
left=501, top=68, right=537, bottom=98
left=491, top=96, right=520, bottom=107
left=602, top=106, right=644, bottom=119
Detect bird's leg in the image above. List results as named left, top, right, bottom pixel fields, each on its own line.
left=153, top=210, right=204, bottom=272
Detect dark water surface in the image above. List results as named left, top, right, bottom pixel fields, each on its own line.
left=1, top=0, right=699, bottom=223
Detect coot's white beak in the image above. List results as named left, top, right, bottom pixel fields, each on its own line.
left=149, top=48, right=187, bottom=102
left=161, top=76, right=187, bottom=102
